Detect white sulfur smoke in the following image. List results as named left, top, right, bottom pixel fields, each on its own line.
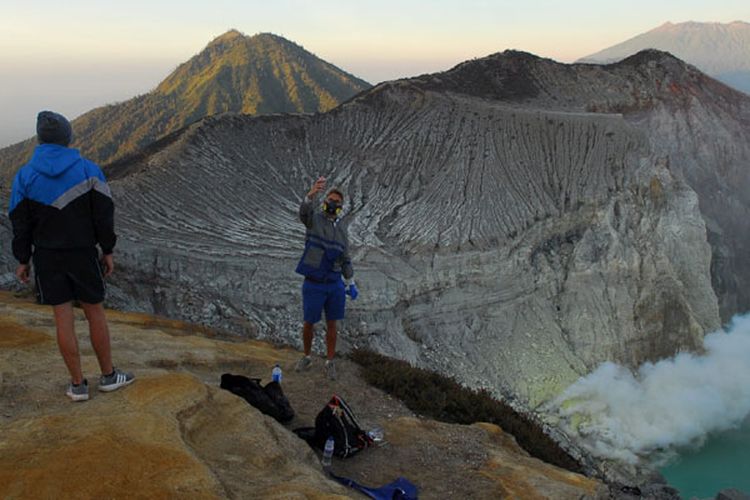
left=552, top=313, right=750, bottom=464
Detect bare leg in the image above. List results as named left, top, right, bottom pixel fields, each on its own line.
left=303, top=321, right=314, bottom=356
left=53, top=302, right=83, bottom=384
left=81, top=301, right=113, bottom=375
left=325, top=319, right=337, bottom=360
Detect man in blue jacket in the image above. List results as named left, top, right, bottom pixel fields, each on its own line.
left=9, top=111, right=134, bottom=401
left=294, top=176, right=358, bottom=380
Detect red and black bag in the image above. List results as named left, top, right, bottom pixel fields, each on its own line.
left=312, top=395, right=373, bottom=458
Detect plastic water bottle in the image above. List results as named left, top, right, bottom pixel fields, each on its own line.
left=367, top=425, right=384, bottom=443
left=272, top=364, right=282, bottom=383
left=321, top=436, right=334, bottom=468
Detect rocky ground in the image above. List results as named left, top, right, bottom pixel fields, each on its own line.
left=0, top=291, right=605, bottom=499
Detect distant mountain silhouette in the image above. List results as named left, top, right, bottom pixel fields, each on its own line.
left=579, top=21, right=750, bottom=94
left=0, top=30, right=370, bottom=183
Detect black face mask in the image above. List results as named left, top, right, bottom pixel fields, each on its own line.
left=324, top=200, right=342, bottom=216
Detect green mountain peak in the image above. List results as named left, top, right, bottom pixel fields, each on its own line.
left=211, top=28, right=245, bottom=43
left=0, top=31, right=370, bottom=181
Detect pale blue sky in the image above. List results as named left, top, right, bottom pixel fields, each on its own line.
left=0, top=0, right=747, bottom=146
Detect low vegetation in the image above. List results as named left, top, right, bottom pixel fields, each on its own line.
left=350, top=349, right=583, bottom=473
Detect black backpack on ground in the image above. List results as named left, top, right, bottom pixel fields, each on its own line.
left=219, top=373, right=294, bottom=423
left=300, top=395, right=373, bottom=458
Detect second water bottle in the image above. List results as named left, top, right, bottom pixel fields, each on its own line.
left=321, top=436, right=334, bottom=468
left=272, top=364, right=282, bottom=383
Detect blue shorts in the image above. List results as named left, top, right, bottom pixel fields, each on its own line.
left=302, top=279, right=346, bottom=324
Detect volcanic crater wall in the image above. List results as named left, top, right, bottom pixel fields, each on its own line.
left=106, top=84, right=720, bottom=406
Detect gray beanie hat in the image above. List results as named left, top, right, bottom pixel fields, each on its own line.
left=37, top=111, right=72, bottom=146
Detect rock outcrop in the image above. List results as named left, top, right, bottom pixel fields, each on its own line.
left=0, top=209, right=16, bottom=289
left=0, top=292, right=606, bottom=499
left=715, top=489, right=750, bottom=500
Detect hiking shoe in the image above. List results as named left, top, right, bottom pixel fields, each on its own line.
left=98, top=368, right=135, bottom=392
left=295, top=355, right=312, bottom=372
left=66, top=379, right=89, bottom=402
left=325, top=360, right=337, bottom=381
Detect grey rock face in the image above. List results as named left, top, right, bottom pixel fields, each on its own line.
left=103, top=75, right=720, bottom=407
left=409, top=49, right=750, bottom=321
left=715, top=488, right=750, bottom=500
left=0, top=211, right=19, bottom=289
left=2, top=50, right=744, bottom=410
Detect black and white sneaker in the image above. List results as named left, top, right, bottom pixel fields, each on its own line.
left=98, top=368, right=135, bottom=392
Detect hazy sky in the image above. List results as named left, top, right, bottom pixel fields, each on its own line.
left=0, top=0, right=747, bottom=147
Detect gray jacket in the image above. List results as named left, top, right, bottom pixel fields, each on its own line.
left=295, top=197, right=353, bottom=281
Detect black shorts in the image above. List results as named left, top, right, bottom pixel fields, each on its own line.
left=32, top=247, right=106, bottom=306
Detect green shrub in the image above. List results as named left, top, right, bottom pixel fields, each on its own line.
left=350, top=349, right=583, bottom=473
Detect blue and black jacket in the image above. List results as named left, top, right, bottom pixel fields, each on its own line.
left=295, top=197, right=353, bottom=283
left=8, top=144, right=116, bottom=264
